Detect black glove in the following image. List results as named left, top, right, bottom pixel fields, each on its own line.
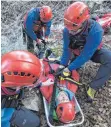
left=44, top=48, right=52, bottom=58
left=1, top=95, right=19, bottom=108
left=1, top=89, right=24, bottom=109
left=41, top=39, right=46, bottom=45
left=61, top=67, right=71, bottom=77
left=55, top=65, right=65, bottom=76
left=55, top=66, right=71, bottom=78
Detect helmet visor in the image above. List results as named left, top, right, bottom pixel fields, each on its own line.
left=64, top=18, right=85, bottom=31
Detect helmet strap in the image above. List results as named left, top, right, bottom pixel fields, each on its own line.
left=1, top=87, right=20, bottom=96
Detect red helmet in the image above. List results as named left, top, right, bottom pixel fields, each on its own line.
left=64, top=2, right=90, bottom=31
left=40, top=6, right=52, bottom=22
left=56, top=102, right=75, bottom=123
left=1, top=50, right=42, bottom=88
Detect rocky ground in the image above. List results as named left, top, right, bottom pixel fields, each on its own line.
left=1, top=1, right=111, bottom=127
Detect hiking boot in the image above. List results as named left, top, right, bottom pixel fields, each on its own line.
left=87, top=87, right=97, bottom=103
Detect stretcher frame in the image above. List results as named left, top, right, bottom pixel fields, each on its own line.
left=43, top=95, right=84, bottom=127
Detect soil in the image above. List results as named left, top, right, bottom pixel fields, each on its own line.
left=1, top=1, right=111, bottom=127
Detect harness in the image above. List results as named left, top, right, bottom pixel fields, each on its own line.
left=69, top=19, right=94, bottom=52
left=1, top=87, right=24, bottom=109
left=33, top=20, right=47, bottom=32
left=23, top=8, right=47, bottom=34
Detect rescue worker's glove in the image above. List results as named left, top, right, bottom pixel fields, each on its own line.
left=55, top=65, right=65, bottom=76
left=61, top=67, right=71, bottom=78
left=55, top=66, right=71, bottom=78
left=35, top=39, right=45, bottom=48
left=41, top=39, right=46, bottom=45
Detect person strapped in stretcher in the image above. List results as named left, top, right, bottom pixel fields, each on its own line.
left=39, top=59, right=80, bottom=123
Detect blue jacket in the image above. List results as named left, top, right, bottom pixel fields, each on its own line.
left=24, top=8, right=52, bottom=41
left=60, top=20, right=104, bottom=71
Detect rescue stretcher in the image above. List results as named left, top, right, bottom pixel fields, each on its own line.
left=43, top=95, right=84, bottom=127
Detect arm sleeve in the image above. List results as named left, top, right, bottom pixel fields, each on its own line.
left=68, top=30, right=103, bottom=71
left=60, top=28, right=72, bottom=66
left=26, top=16, right=38, bottom=41
left=45, top=21, right=52, bottom=37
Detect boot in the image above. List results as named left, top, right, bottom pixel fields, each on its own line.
left=87, top=87, right=96, bottom=103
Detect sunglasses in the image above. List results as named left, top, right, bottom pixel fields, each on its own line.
left=64, top=18, right=86, bottom=31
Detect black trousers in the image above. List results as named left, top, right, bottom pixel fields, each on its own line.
left=22, top=26, right=42, bottom=53
left=90, top=48, right=111, bottom=90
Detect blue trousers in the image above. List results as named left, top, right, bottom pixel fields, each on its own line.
left=90, top=48, right=111, bottom=90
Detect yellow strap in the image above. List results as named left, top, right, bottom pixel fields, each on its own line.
left=59, top=76, right=82, bottom=86
left=65, top=77, right=82, bottom=85
left=59, top=76, right=65, bottom=80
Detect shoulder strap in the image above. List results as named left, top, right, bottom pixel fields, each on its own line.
left=49, top=77, right=57, bottom=124
left=87, top=19, right=95, bottom=33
